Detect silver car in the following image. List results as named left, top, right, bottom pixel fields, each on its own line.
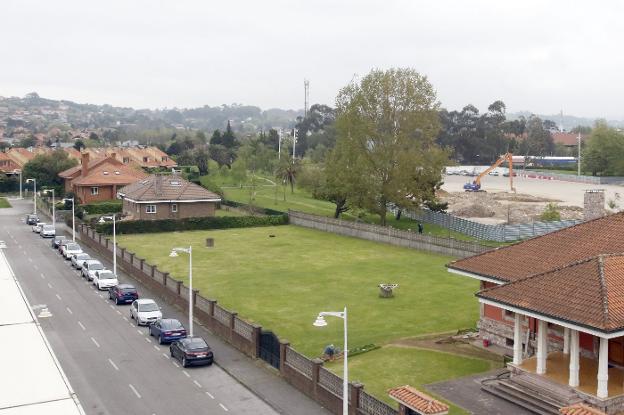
left=81, top=260, right=105, bottom=281
left=71, top=252, right=91, bottom=269
left=40, top=225, right=56, bottom=238
left=61, top=242, right=83, bottom=260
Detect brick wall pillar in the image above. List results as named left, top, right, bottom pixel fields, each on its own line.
left=128, top=252, right=134, bottom=265
left=162, top=272, right=169, bottom=286
left=251, top=324, right=262, bottom=358
left=279, top=339, right=290, bottom=376
left=192, top=290, right=199, bottom=309
left=120, top=247, right=126, bottom=261
left=176, top=280, right=182, bottom=295
left=105, top=238, right=109, bottom=249
left=349, top=382, right=364, bottom=415
left=139, top=258, right=145, bottom=272
left=312, top=358, right=323, bottom=397
left=151, top=265, right=156, bottom=278
left=98, top=234, right=103, bottom=244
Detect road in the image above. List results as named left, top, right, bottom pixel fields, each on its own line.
left=1, top=200, right=279, bottom=415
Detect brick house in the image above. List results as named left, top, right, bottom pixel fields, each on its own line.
left=59, top=153, right=147, bottom=204
left=117, top=175, right=221, bottom=220
left=447, top=212, right=624, bottom=413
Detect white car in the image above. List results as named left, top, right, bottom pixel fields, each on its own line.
left=92, top=270, right=118, bottom=290
left=61, top=242, right=83, bottom=259
left=32, top=222, right=46, bottom=233
left=40, top=225, right=56, bottom=238
left=70, top=252, right=91, bottom=269
left=488, top=171, right=500, bottom=176
left=130, top=299, right=162, bottom=326
left=81, top=260, right=105, bottom=280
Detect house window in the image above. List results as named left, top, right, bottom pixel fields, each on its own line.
left=171, top=204, right=178, bottom=213
left=123, top=157, right=130, bottom=163
left=146, top=205, right=157, bottom=214
left=143, top=156, right=149, bottom=162
left=91, top=187, right=99, bottom=195
left=504, top=310, right=514, bottom=318
left=162, top=156, right=168, bottom=162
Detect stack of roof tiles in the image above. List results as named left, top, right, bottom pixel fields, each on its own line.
left=387, top=385, right=449, bottom=415
left=560, top=403, right=606, bottom=415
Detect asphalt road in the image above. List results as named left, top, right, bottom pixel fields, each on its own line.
left=1, top=201, right=279, bottom=415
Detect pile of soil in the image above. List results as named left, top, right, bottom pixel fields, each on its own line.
left=454, top=203, right=496, bottom=218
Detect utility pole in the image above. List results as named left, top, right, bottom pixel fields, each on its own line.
left=304, top=79, right=310, bottom=118
left=292, top=128, right=297, bottom=161
left=577, top=132, right=582, bottom=176
left=278, top=129, right=282, bottom=160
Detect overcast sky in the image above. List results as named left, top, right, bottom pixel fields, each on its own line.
left=2, top=1, right=623, bottom=118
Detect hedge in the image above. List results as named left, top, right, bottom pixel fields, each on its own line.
left=81, top=201, right=122, bottom=215
left=222, top=200, right=285, bottom=216
left=95, top=214, right=289, bottom=235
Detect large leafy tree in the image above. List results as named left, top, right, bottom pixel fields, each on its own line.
left=582, top=121, right=624, bottom=176
left=519, top=115, right=555, bottom=156
left=23, top=150, right=78, bottom=188
left=329, top=68, right=448, bottom=226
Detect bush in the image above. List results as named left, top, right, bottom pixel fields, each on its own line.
left=95, top=214, right=288, bottom=235
left=222, top=199, right=285, bottom=216
left=81, top=201, right=122, bottom=215
left=540, top=203, right=561, bottom=222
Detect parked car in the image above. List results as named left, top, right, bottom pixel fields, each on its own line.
left=40, top=225, right=56, bottom=238
left=61, top=242, right=83, bottom=259
left=81, top=260, right=105, bottom=280
left=488, top=171, right=500, bottom=176
left=32, top=222, right=46, bottom=233
left=459, top=170, right=469, bottom=176
left=70, top=252, right=91, bottom=269
left=503, top=172, right=517, bottom=177
left=130, top=299, right=162, bottom=326
left=149, top=318, right=187, bottom=344
left=26, top=214, right=39, bottom=225
left=51, top=235, right=66, bottom=249
left=169, top=337, right=213, bottom=367
left=58, top=239, right=72, bottom=253
left=109, top=284, right=139, bottom=305
left=92, top=270, right=118, bottom=290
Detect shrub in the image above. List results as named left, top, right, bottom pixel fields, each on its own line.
left=222, top=199, right=285, bottom=216
left=540, top=202, right=561, bottom=222
left=95, top=214, right=288, bottom=235
left=81, top=201, right=122, bottom=214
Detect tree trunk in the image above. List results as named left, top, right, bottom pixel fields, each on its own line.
left=395, top=209, right=402, bottom=220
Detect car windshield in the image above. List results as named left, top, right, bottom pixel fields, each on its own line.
left=139, top=303, right=159, bottom=312
left=98, top=272, right=115, bottom=280
left=76, top=254, right=90, bottom=260
left=162, top=320, right=183, bottom=330
left=89, top=262, right=104, bottom=270
left=121, top=287, right=136, bottom=293
left=66, top=243, right=80, bottom=250
left=43, top=225, right=54, bottom=230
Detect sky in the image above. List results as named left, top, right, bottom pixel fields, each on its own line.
left=2, top=1, right=623, bottom=118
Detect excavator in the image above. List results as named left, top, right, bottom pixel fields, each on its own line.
left=463, top=152, right=516, bottom=192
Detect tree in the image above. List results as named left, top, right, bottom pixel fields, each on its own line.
left=582, top=121, right=624, bottom=176
left=276, top=158, right=299, bottom=194
left=22, top=150, right=78, bottom=188
left=221, top=121, right=238, bottom=149
left=520, top=115, right=555, bottom=156
left=195, top=148, right=209, bottom=175
left=260, top=129, right=280, bottom=152
left=18, top=135, right=37, bottom=148
left=209, top=144, right=235, bottom=168
left=329, top=68, right=447, bottom=225
left=195, top=130, right=207, bottom=144
left=73, top=139, right=86, bottom=151
left=210, top=129, right=223, bottom=146
left=89, top=132, right=99, bottom=141
left=299, top=162, right=349, bottom=218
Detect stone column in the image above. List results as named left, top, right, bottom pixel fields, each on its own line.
left=536, top=320, right=548, bottom=375
left=513, top=313, right=523, bottom=365
left=568, top=329, right=580, bottom=387
left=597, top=337, right=609, bottom=398
left=563, top=327, right=570, bottom=354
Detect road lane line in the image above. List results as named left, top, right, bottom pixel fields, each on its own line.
left=162, top=353, right=170, bottom=359
left=77, top=321, right=86, bottom=331
left=136, top=329, right=144, bottom=335
left=128, top=384, right=142, bottom=399
left=27, top=257, right=32, bottom=263
left=55, top=294, right=61, bottom=301
left=66, top=307, right=72, bottom=314
left=182, top=370, right=190, bottom=378
left=219, top=403, right=228, bottom=412
left=153, top=345, right=160, bottom=351
left=90, top=337, right=100, bottom=348
left=116, top=310, right=122, bottom=315
left=33, top=264, right=38, bottom=270
left=193, top=380, right=202, bottom=388
left=109, top=305, right=115, bottom=310
left=172, top=361, right=179, bottom=368
left=108, top=358, right=119, bottom=371
left=145, top=338, right=152, bottom=343
left=205, top=392, right=214, bottom=399
left=47, top=282, right=52, bottom=289
left=123, top=316, right=129, bottom=322
left=40, top=273, right=45, bottom=279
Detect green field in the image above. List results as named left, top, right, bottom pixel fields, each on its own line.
left=0, top=198, right=12, bottom=208
left=118, top=225, right=492, bottom=413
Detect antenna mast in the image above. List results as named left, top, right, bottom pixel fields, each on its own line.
left=304, top=79, right=310, bottom=117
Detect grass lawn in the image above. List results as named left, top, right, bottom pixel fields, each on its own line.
left=117, top=225, right=493, bottom=412
left=0, top=198, right=12, bottom=208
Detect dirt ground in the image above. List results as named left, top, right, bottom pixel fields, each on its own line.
left=390, top=333, right=504, bottom=363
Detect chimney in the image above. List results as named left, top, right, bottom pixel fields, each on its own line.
left=81, top=152, right=90, bottom=177
left=584, top=189, right=605, bottom=221
left=111, top=152, right=117, bottom=161
left=154, top=174, right=163, bottom=197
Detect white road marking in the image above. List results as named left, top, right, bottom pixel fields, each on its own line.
left=162, top=353, right=170, bottom=359
left=123, top=316, right=129, bottom=322
left=205, top=392, right=214, bottom=399
left=108, top=358, right=119, bottom=371
left=136, top=329, right=144, bottom=335
left=182, top=370, right=190, bottom=378
left=129, top=323, right=134, bottom=328
left=116, top=310, right=122, bottom=315
left=27, top=257, right=32, bottom=263
left=219, top=403, right=228, bottom=412
left=109, top=305, right=115, bottom=310
left=172, top=361, right=179, bottom=368
left=66, top=307, right=72, bottom=314
left=145, top=338, right=152, bottom=343
left=40, top=273, right=45, bottom=279
left=55, top=294, right=61, bottom=301
left=193, top=380, right=202, bottom=388
left=153, top=345, right=160, bottom=351
left=47, top=282, right=52, bottom=289
left=33, top=264, right=38, bottom=270
left=128, top=384, right=142, bottom=399
left=90, top=337, right=100, bottom=348
left=77, top=321, right=86, bottom=331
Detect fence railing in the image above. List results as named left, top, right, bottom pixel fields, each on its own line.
left=72, top=222, right=397, bottom=415
left=519, top=170, right=624, bottom=185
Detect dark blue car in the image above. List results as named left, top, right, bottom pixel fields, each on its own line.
left=169, top=337, right=213, bottom=367
left=149, top=318, right=187, bottom=344
left=108, top=284, right=139, bottom=305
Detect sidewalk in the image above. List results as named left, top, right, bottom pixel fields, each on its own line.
left=39, top=203, right=330, bottom=415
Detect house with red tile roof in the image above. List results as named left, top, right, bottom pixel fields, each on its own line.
left=388, top=386, right=448, bottom=415
left=59, top=153, right=147, bottom=204
left=0, top=152, right=21, bottom=174
left=448, top=212, right=624, bottom=412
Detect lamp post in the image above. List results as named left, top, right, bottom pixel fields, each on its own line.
left=14, top=170, right=22, bottom=199
left=26, top=178, right=36, bottom=214
left=170, top=246, right=193, bottom=336
left=43, top=189, right=55, bottom=230
left=113, top=213, right=117, bottom=276
left=63, top=197, right=75, bottom=241
left=313, top=307, right=348, bottom=415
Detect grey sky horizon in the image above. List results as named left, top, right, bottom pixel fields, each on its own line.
left=2, top=0, right=622, bottom=119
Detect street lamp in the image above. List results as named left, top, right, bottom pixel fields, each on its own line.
left=113, top=213, right=117, bottom=276
left=25, top=178, right=36, bottom=214
left=170, top=246, right=194, bottom=336
left=63, top=197, right=75, bottom=241
left=313, top=307, right=348, bottom=415
left=13, top=169, right=22, bottom=199
left=43, top=189, right=55, bottom=230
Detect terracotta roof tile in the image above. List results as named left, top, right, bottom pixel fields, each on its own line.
left=388, top=385, right=448, bottom=415
left=118, top=175, right=220, bottom=202
left=560, top=403, right=606, bottom=415
left=448, top=213, right=624, bottom=283
left=478, top=254, right=624, bottom=332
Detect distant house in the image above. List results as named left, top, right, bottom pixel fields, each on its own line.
left=117, top=175, right=221, bottom=220
left=59, top=152, right=147, bottom=204
left=552, top=132, right=586, bottom=148
left=0, top=152, right=20, bottom=174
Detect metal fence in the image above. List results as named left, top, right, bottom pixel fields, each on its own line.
left=403, top=208, right=581, bottom=242
left=285, top=347, right=314, bottom=378
left=519, top=171, right=624, bottom=185
left=358, top=391, right=397, bottom=415
left=319, top=367, right=344, bottom=397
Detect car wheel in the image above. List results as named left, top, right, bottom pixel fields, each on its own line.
left=159, top=335, right=164, bottom=345
left=170, top=348, right=174, bottom=357
left=115, top=298, right=119, bottom=305
left=130, top=312, right=134, bottom=319
left=182, top=357, right=187, bottom=368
